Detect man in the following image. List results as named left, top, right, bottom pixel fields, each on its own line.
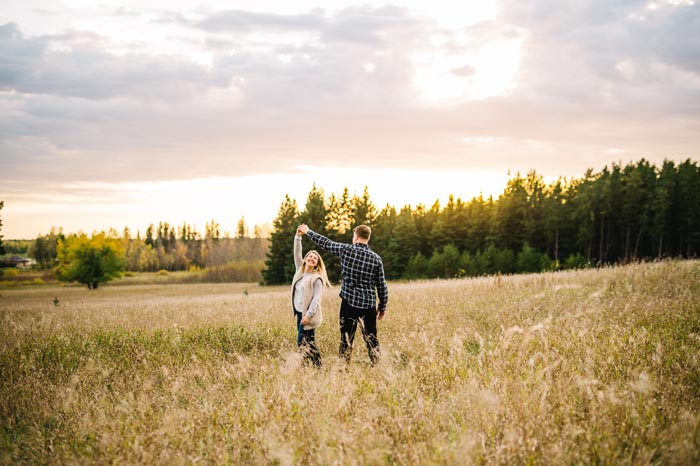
left=297, top=223, right=388, bottom=365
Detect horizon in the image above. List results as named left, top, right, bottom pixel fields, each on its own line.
left=4, top=156, right=693, bottom=241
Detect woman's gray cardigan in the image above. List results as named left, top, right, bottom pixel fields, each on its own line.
left=291, top=235, right=323, bottom=330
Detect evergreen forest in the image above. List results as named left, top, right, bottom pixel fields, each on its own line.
left=263, top=158, right=700, bottom=284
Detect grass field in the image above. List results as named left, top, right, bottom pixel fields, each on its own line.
left=1, top=260, right=699, bottom=465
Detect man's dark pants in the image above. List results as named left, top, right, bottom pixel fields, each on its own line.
left=339, top=299, right=380, bottom=364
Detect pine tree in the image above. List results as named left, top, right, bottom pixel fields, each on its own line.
left=569, top=170, right=598, bottom=263
left=370, top=205, right=402, bottom=279
left=464, top=194, right=494, bottom=254
left=543, top=178, right=566, bottom=264
left=236, top=217, right=248, bottom=239
left=494, top=173, right=529, bottom=252
left=652, top=160, right=675, bottom=258
left=391, top=205, right=420, bottom=275
left=299, top=184, right=327, bottom=234
left=676, top=159, right=700, bottom=257
left=326, top=187, right=354, bottom=241
left=353, top=186, right=377, bottom=227
left=145, top=224, right=155, bottom=248
left=262, top=195, right=300, bottom=285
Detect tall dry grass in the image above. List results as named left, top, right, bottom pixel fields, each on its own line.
left=1, top=260, right=699, bottom=465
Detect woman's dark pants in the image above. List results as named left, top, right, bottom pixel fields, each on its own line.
left=295, top=311, right=321, bottom=367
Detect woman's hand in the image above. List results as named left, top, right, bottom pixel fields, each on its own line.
left=301, top=316, right=310, bottom=326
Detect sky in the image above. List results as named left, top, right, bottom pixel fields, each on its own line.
left=1, top=0, right=699, bottom=239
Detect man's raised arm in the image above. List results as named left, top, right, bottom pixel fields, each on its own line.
left=297, top=224, right=346, bottom=256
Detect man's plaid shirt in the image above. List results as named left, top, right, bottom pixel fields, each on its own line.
left=306, top=229, right=388, bottom=311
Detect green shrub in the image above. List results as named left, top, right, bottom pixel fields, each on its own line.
left=405, top=252, right=428, bottom=279
left=516, top=243, right=552, bottom=273
left=459, top=251, right=477, bottom=276
left=427, top=244, right=461, bottom=278
left=564, top=253, right=589, bottom=269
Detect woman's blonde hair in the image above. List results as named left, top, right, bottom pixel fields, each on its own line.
left=302, top=250, right=331, bottom=287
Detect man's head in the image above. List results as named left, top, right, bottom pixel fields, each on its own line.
left=353, top=225, right=371, bottom=244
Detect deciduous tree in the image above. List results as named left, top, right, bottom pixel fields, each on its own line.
left=56, top=232, right=125, bottom=289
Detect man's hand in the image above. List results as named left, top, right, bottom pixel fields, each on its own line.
left=297, top=224, right=309, bottom=235
left=377, top=310, right=386, bottom=321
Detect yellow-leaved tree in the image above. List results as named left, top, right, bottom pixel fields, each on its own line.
left=56, top=231, right=125, bottom=289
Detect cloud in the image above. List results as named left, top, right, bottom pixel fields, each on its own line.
left=172, top=5, right=423, bottom=46
left=0, top=6, right=441, bottom=184
left=0, top=0, right=698, bottom=191
left=0, top=22, right=47, bottom=87
left=460, top=0, right=700, bottom=168
left=0, top=22, right=216, bottom=101
left=495, top=0, right=700, bottom=108
left=193, top=9, right=326, bottom=33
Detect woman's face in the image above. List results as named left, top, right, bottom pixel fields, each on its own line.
left=305, top=252, right=319, bottom=269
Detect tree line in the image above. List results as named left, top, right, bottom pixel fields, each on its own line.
left=10, top=219, right=269, bottom=288
left=2, top=157, right=698, bottom=287
left=263, top=158, right=700, bottom=285
left=28, top=219, right=268, bottom=272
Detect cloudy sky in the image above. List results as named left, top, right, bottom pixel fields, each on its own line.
left=1, top=0, right=698, bottom=239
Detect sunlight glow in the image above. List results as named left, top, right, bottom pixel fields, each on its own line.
left=294, top=166, right=509, bottom=208
left=414, top=33, right=524, bottom=104
left=3, top=168, right=511, bottom=238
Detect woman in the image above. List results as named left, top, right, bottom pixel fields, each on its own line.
left=292, top=226, right=331, bottom=367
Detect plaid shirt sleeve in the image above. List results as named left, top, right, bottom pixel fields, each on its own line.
left=375, top=259, right=389, bottom=311
left=305, top=229, right=348, bottom=257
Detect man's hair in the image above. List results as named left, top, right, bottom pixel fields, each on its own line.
left=354, top=225, right=371, bottom=240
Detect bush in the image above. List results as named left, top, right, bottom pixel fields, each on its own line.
left=494, top=247, right=515, bottom=274
left=516, top=243, right=552, bottom=273
left=479, top=245, right=500, bottom=274
left=427, top=244, right=461, bottom=278
left=471, top=245, right=515, bottom=275
left=459, top=251, right=477, bottom=277
left=2, top=268, right=19, bottom=279
left=564, top=253, right=589, bottom=269
left=405, top=252, right=428, bottom=279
